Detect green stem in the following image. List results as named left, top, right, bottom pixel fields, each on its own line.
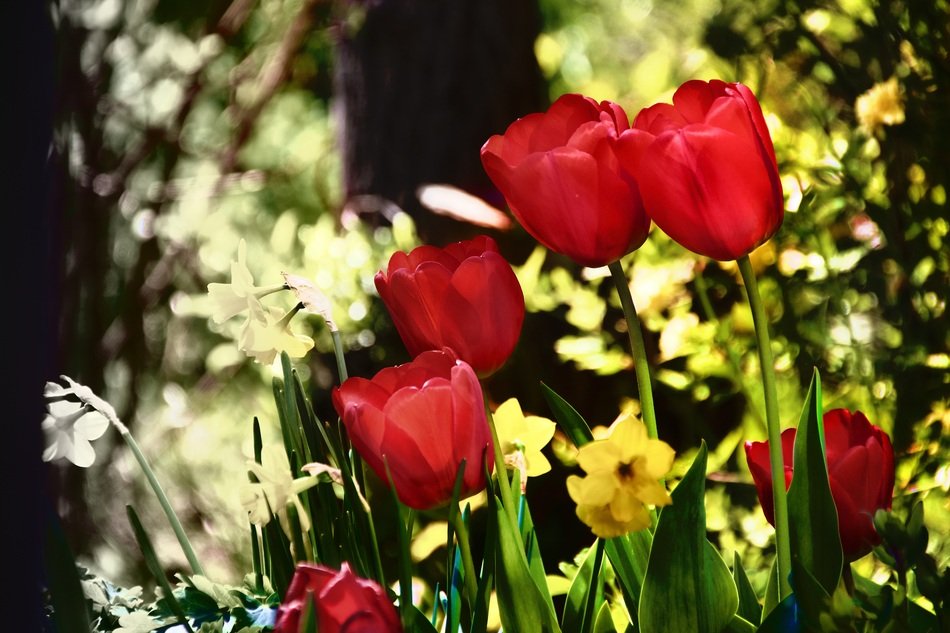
left=607, top=260, right=658, bottom=440
left=450, top=510, right=479, bottom=608
left=331, top=329, right=348, bottom=382
left=116, top=423, right=204, bottom=576
left=484, top=395, right=519, bottom=528
left=737, top=255, right=791, bottom=600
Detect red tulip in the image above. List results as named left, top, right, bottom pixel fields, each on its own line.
left=273, top=562, right=402, bottom=633
left=745, top=409, right=895, bottom=561
left=375, top=235, right=524, bottom=377
left=332, top=349, right=493, bottom=510
left=480, top=94, right=651, bottom=268
left=623, top=80, right=783, bottom=261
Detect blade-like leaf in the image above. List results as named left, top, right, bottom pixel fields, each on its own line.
left=756, top=591, right=800, bottom=633
left=787, top=369, right=842, bottom=598
left=491, top=493, right=561, bottom=632
left=733, top=552, right=762, bottom=624
left=562, top=540, right=604, bottom=633
left=127, top=505, right=194, bottom=633
left=592, top=601, right=619, bottom=633
left=541, top=381, right=594, bottom=446
left=639, top=442, right=738, bottom=633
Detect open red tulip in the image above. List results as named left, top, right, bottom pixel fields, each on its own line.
left=273, top=562, right=402, bottom=633
left=375, top=235, right=524, bottom=377
left=745, top=408, right=895, bottom=561
left=332, top=349, right=493, bottom=510
left=481, top=94, right=651, bottom=268
left=624, top=80, right=784, bottom=261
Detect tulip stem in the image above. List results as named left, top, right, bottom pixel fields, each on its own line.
left=450, top=510, right=479, bottom=608
left=114, top=419, right=204, bottom=576
left=484, top=396, right=519, bottom=528
left=737, top=254, right=791, bottom=600
left=607, top=260, right=658, bottom=441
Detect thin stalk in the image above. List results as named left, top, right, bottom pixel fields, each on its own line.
left=331, top=329, right=348, bottom=382
left=607, top=260, right=658, bottom=440
left=737, top=255, right=791, bottom=600
left=450, top=510, right=479, bottom=608
left=115, top=422, right=204, bottom=576
left=484, top=395, right=518, bottom=527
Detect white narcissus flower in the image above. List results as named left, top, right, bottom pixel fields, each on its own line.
left=42, top=378, right=114, bottom=468
left=238, top=299, right=314, bottom=365
left=282, top=272, right=337, bottom=332
left=207, top=239, right=267, bottom=324
left=240, top=445, right=318, bottom=537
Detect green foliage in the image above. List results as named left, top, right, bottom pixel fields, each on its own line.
left=786, top=371, right=842, bottom=607
left=639, top=443, right=739, bottom=633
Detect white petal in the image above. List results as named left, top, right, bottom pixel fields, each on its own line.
left=67, top=437, right=97, bottom=468
left=75, top=411, right=110, bottom=440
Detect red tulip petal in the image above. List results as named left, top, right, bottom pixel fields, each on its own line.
left=633, top=102, right=686, bottom=134
left=829, top=475, right=880, bottom=560
left=671, top=79, right=729, bottom=124
left=822, top=409, right=852, bottom=463
left=733, top=82, right=779, bottom=168
left=638, top=125, right=782, bottom=260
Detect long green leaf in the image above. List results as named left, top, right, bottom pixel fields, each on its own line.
left=562, top=540, right=604, bottom=633
left=732, top=552, right=762, bottom=624
left=492, top=493, right=561, bottom=633
left=592, top=601, right=619, bottom=633
left=126, top=506, right=194, bottom=633
left=639, top=443, right=738, bottom=633
left=541, top=381, right=594, bottom=446
left=787, top=369, right=842, bottom=599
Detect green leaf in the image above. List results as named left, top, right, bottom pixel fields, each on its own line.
left=722, top=615, right=757, bottom=633
left=732, top=552, right=762, bottom=624
left=491, top=494, right=561, bottom=633
left=541, top=381, right=594, bottom=446
left=762, top=560, right=780, bottom=621
left=43, top=508, right=92, bottom=633
left=404, top=605, right=440, bottom=632
left=787, top=369, right=842, bottom=599
left=127, top=505, right=195, bottom=633
left=541, top=381, right=650, bottom=613
left=562, top=541, right=604, bottom=633
left=605, top=530, right=651, bottom=617
left=756, top=592, right=800, bottom=633
left=519, top=495, right=556, bottom=608
left=639, top=442, right=738, bottom=633
left=592, top=601, right=620, bottom=633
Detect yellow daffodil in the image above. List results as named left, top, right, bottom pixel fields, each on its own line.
left=239, top=299, right=314, bottom=365
left=240, top=445, right=318, bottom=538
left=566, top=413, right=674, bottom=538
left=855, top=77, right=905, bottom=134
left=493, top=398, right=556, bottom=490
left=207, top=240, right=284, bottom=324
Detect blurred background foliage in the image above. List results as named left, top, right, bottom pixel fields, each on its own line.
left=50, top=0, right=948, bottom=602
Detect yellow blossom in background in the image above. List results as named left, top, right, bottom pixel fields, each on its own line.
left=241, top=445, right=318, bottom=539
left=493, top=398, right=556, bottom=488
left=855, top=77, right=905, bottom=134
left=567, top=414, right=674, bottom=538
left=239, top=299, right=314, bottom=365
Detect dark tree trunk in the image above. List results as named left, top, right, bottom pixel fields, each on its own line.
left=333, top=0, right=546, bottom=243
